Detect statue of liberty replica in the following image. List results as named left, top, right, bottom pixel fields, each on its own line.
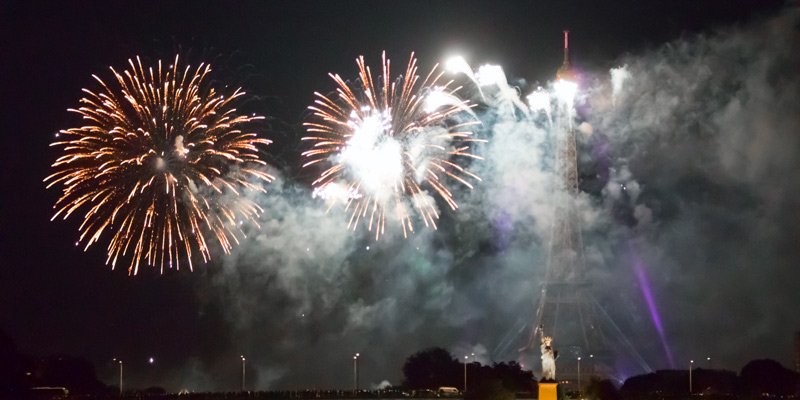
left=539, top=325, right=558, bottom=381
left=538, top=325, right=559, bottom=400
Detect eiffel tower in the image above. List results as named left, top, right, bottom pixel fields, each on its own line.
left=510, top=31, right=651, bottom=386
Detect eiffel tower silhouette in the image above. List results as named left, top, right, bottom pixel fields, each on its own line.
left=494, top=31, right=651, bottom=386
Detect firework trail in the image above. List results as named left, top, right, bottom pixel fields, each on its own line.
left=45, top=55, right=274, bottom=275
left=302, top=52, right=483, bottom=239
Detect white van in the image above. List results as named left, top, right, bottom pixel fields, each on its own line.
left=438, top=386, right=461, bottom=397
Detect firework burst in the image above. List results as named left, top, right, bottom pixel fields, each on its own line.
left=45, top=55, right=273, bottom=275
left=302, top=52, right=483, bottom=239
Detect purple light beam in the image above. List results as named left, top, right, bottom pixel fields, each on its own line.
left=632, top=252, right=676, bottom=368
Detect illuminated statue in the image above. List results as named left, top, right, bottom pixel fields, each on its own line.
left=539, top=326, right=558, bottom=381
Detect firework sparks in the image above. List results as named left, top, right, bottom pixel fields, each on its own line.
left=302, top=52, right=483, bottom=239
left=45, top=55, right=273, bottom=275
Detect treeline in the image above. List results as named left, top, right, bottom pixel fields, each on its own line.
left=0, top=330, right=114, bottom=398
left=400, top=348, right=800, bottom=400
left=619, top=359, right=800, bottom=399
left=402, top=347, right=535, bottom=399
left=3, top=329, right=800, bottom=400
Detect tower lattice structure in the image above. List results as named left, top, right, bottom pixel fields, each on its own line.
left=517, top=31, right=650, bottom=385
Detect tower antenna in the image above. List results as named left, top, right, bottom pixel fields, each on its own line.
left=556, top=30, right=576, bottom=81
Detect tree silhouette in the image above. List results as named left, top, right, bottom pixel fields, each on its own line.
left=621, top=370, right=687, bottom=397
left=0, top=329, right=33, bottom=396
left=740, top=359, right=799, bottom=397
left=584, top=378, right=620, bottom=400
left=35, top=354, right=105, bottom=394
left=402, top=347, right=460, bottom=389
left=469, top=361, right=535, bottom=393
left=401, top=348, right=536, bottom=395
left=692, top=368, right=738, bottom=395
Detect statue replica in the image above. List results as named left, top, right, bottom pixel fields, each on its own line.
left=539, top=325, right=558, bottom=381
left=536, top=325, right=559, bottom=400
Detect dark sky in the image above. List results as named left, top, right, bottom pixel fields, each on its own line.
left=0, top=0, right=795, bottom=392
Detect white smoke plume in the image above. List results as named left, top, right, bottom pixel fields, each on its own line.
left=586, top=5, right=800, bottom=370
left=165, top=7, right=800, bottom=391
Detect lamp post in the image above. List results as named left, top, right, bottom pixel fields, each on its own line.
left=577, top=357, right=582, bottom=396
left=464, top=356, right=468, bottom=394
left=463, top=353, right=474, bottom=394
left=240, top=355, right=246, bottom=392
left=706, top=356, right=711, bottom=369
left=112, top=358, right=123, bottom=396
left=353, top=353, right=360, bottom=395
left=689, top=360, right=694, bottom=394
left=147, top=357, right=156, bottom=391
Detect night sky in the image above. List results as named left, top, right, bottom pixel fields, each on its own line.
left=1, top=0, right=797, bottom=392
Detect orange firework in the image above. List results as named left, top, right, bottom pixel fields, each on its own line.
left=45, top=55, right=273, bottom=275
left=302, top=52, right=483, bottom=239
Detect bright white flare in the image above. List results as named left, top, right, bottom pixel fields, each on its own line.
left=445, top=56, right=473, bottom=76
left=338, top=109, right=403, bottom=199
left=475, top=65, right=507, bottom=87
left=554, top=79, right=578, bottom=104
left=527, top=87, right=551, bottom=113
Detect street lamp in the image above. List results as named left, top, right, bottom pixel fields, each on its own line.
left=240, top=355, right=246, bottom=392
left=689, top=360, right=694, bottom=394
left=112, top=358, right=123, bottom=396
left=463, top=353, right=474, bottom=394
left=353, top=353, right=360, bottom=395
left=577, top=357, right=582, bottom=396
left=464, top=355, right=468, bottom=394
left=706, top=356, right=711, bottom=369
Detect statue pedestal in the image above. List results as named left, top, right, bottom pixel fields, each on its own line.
left=538, top=382, right=558, bottom=400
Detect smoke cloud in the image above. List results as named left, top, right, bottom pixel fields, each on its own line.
left=586, top=5, right=800, bottom=372
left=164, top=7, right=800, bottom=391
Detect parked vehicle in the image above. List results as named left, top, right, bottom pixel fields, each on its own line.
left=437, top=386, right=460, bottom=397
